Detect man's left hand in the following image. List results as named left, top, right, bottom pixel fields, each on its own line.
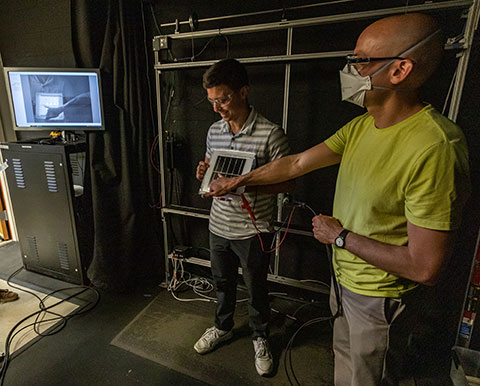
left=312, top=214, right=343, bottom=244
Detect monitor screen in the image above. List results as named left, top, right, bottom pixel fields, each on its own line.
left=4, top=68, right=105, bottom=131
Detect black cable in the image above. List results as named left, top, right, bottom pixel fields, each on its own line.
left=290, top=200, right=342, bottom=317
left=285, top=316, right=332, bottom=386
left=291, top=300, right=324, bottom=319
left=175, top=34, right=230, bottom=62
left=0, top=268, right=100, bottom=385
left=281, top=198, right=342, bottom=385
left=149, top=3, right=161, bottom=35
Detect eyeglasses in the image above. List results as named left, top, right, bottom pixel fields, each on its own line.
left=345, top=54, right=408, bottom=65
left=207, top=93, right=233, bottom=107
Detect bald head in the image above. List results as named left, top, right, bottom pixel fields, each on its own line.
left=356, top=13, right=444, bottom=87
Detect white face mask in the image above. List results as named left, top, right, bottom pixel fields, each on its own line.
left=339, top=64, right=373, bottom=107
left=339, top=29, right=442, bottom=108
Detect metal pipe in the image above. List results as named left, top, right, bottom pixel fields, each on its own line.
left=162, top=206, right=210, bottom=219
left=159, top=0, right=354, bottom=28
left=162, top=206, right=314, bottom=236
left=275, top=27, right=294, bottom=276
left=282, top=28, right=293, bottom=134
left=155, top=70, right=170, bottom=286
left=155, top=50, right=352, bottom=70
left=448, top=0, right=480, bottom=121
left=177, top=256, right=329, bottom=294
left=158, top=1, right=472, bottom=40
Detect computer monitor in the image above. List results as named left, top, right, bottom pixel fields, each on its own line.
left=4, top=67, right=105, bottom=131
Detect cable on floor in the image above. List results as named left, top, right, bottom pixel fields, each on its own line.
left=0, top=267, right=100, bottom=386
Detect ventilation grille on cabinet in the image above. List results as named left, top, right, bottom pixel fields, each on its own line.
left=70, top=158, right=81, bottom=178
left=12, top=158, right=26, bottom=189
left=26, top=235, right=40, bottom=263
left=198, top=150, right=255, bottom=195
left=43, top=161, right=58, bottom=193
left=57, top=242, right=70, bottom=270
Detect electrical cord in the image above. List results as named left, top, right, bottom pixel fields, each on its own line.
left=286, top=197, right=342, bottom=316
left=168, top=261, right=250, bottom=304
left=171, top=34, right=230, bottom=63
left=240, top=193, right=296, bottom=253
left=0, top=268, right=100, bottom=386
left=241, top=192, right=342, bottom=313
left=275, top=196, right=342, bottom=386
left=149, top=3, right=161, bottom=35
left=167, top=257, right=250, bottom=303
left=285, top=315, right=333, bottom=386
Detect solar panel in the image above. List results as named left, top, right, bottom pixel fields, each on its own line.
left=199, top=149, right=256, bottom=196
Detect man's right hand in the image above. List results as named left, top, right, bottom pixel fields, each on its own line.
left=196, top=160, right=210, bottom=181
left=45, top=105, right=65, bottom=120
left=205, top=174, right=239, bottom=197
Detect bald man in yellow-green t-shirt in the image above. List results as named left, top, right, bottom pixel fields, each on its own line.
left=206, top=13, right=470, bottom=385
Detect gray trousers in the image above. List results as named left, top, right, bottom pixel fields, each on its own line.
left=209, top=232, right=272, bottom=339
left=329, top=283, right=442, bottom=386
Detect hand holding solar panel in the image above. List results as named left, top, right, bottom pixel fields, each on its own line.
left=45, top=92, right=91, bottom=120
left=198, top=149, right=255, bottom=197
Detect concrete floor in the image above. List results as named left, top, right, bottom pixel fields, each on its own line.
left=0, top=241, right=206, bottom=386
left=0, top=278, right=79, bottom=356
left=0, top=241, right=333, bottom=385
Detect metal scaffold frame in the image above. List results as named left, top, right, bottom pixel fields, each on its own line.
left=154, top=0, right=479, bottom=292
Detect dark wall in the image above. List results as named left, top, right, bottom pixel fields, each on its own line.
left=0, top=0, right=75, bottom=67
left=152, top=1, right=479, bottom=284
left=0, top=0, right=76, bottom=140
left=0, top=1, right=478, bottom=313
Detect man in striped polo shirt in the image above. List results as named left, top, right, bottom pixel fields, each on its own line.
left=194, top=58, right=290, bottom=377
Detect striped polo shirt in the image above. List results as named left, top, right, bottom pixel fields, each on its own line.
left=205, top=107, right=290, bottom=240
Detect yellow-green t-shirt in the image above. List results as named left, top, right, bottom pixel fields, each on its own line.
left=324, top=105, right=470, bottom=297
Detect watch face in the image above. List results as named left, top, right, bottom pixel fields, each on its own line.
left=335, top=237, right=344, bottom=248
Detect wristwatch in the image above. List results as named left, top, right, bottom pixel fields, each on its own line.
left=334, top=229, right=350, bottom=249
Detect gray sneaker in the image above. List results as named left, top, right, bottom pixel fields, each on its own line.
left=194, top=326, right=233, bottom=354
left=253, top=337, right=273, bottom=376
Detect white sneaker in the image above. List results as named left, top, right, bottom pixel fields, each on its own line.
left=253, top=337, right=273, bottom=376
left=194, top=326, right=233, bottom=354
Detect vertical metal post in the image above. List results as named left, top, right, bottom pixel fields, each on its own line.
left=448, top=0, right=480, bottom=121
left=155, top=68, right=170, bottom=287
left=274, top=27, right=293, bottom=276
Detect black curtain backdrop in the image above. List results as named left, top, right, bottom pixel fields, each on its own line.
left=71, top=0, right=161, bottom=290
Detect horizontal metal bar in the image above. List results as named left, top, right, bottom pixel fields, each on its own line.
left=162, top=207, right=210, bottom=219
left=278, top=227, right=313, bottom=237
left=162, top=206, right=314, bottom=236
left=155, top=50, right=352, bottom=70
left=160, top=0, right=354, bottom=27
left=170, top=255, right=329, bottom=294
left=158, top=1, right=472, bottom=40
left=268, top=275, right=330, bottom=294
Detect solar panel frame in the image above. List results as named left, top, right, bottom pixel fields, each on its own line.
left=199, top=149, right=256, bottom=195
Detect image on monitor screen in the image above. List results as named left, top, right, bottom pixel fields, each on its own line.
left=4, top=68, right=104, bottom=131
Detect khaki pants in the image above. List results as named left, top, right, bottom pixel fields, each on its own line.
left=330, top=283, right=440, bottom=386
